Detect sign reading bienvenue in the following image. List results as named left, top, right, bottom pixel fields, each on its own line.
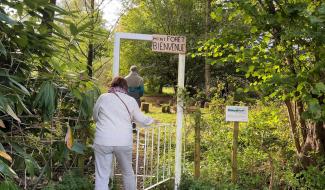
left=226, top=106, right=248, bottom=122
left=152, top=35, right=186, bottom=54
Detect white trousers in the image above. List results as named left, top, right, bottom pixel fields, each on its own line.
left=94, top=144, right=136, bottom=190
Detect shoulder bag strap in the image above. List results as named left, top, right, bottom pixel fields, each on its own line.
left=113, top=92, right=133, bottom=122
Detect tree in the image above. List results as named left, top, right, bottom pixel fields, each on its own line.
left=118, top=0, right=207, bottom=93
left=204, top=0, right=212, bottom=95
left=205, top=0, right=325, bottom=167
left=0, top=0, right=102, bottom=187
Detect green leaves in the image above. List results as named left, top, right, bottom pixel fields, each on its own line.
left=0, top=12, right=16, bottom=25
left=77, top=21, right=93, bottom=34
left=0, top=0, right=104, bottom=186
left=250, top=26, right=258, bottom=33
left=309, top=16, right=323, bottom=24
left=211, top=7, right=223, bottom=22
left=9, top=77, right=30, bottom=96
left=0, top=94, right=22, bottom=123
left=0, top=180, right=19, bottom=190
left=5, top=105, right=21, bottom=123
left=11, top=143, right=40, bottom=177
left=0, top=160, right=17, bottom=178
left=45, top=3, right=70, bottom=16
left=34, top=81, right=57, bottom=121
left=306, top=98, right=322, bottom=120
left=69, top=23, right=78, bottom=36
left=69, top=21, right=93, bottom=36
left=71, top=81, right=100, bottom=120
left=0, top=41, right=6, bottom=56
left=79, top=89, right=100, bottom=119
left=71, top=142, right=85, bottom=154
left=312, top=82, right=325, bottom=96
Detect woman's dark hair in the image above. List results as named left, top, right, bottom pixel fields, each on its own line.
left=110, top=76, right=128, bottom=91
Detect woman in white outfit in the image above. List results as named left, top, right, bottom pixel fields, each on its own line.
left=93, top=77, right=154, bottom=190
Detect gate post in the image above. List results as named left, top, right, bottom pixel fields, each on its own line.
left=113, top=33, right=121, bottom=77
left=174, top=53, right=185, bottom=190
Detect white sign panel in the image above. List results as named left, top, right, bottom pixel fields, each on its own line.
left=152, top=35, right=186, bottom=54
left=226, top=106, right=248, bottom=122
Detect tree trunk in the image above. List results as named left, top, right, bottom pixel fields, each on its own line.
left=285, top=100, right=301, bottom=153
left=79, top=0, right=95, bottom=174
left=158, top=84, right=163, bottom=94
left=87, top=43, right=94, bottom=77
left=299, top=122, right=325, bottom=167
left=204, top=0, right=211, bottom=95
left=39, top=0, right=56, bottom=71
left=265, top=0, right=325, bottom=169
left=87, top=0, right=95, bottom=78
left=297, top=101, right=307, bottom=143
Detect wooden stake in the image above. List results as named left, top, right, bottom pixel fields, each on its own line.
left=194, top=111, right=201, bottom=179
left=231, top=121, right=239, bottom=183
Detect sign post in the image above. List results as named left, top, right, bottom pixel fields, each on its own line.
left=174, top=53, right=185, bottom=190
left=226, top=106, right=248, bottom=184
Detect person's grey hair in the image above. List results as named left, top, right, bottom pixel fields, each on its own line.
left=130, top=65, right=138, bottom=72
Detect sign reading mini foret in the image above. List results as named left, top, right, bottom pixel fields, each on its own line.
left=226, top=106, right=248, bottom=122
left=152, top=35, right=186, bottom=54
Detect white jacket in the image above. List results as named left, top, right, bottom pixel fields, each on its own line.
left=93, top=92, right=154, bottom=146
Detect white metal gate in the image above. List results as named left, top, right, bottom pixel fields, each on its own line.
left=112, top=123, right=176, bottom=189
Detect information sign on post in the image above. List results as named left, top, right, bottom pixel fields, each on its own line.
left=152, top=35, right=186, bottom=54
left=226, top=106, right=248, bottom=122
left=225, top=106, right=248, bottom=184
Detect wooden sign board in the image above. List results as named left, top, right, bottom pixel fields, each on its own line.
left=152, top=35, right=186, bottom=54
left=226, top=106, right=248, bottom=122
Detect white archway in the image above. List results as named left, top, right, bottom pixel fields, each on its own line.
left=113, top=32, right=185, bottom=190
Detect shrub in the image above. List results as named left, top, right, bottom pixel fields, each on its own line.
left=297, top=166, right=325, bottom=190
left=180, top=174, right=240, bottom=190
left=42, top=170, right=93, bottom=190
left=0, top=180, right=20, bottom=190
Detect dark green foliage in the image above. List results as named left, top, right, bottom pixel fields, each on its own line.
left=180, top=176, right=216, bottom=190
left=180, top=174, right=239, bottom=190
left=199, top=0, right=325, bottom=179
left=0, top=160, right=17, bottom=178
left=203, top=0, right=325, bottom=121
left=0, top=180, right=20, bottom=190
left=34, top=81, right=58, bottom=121
left=0, top=0, right=101, bottom=188
left=42, top=170, right=93, bottom=190
left=182, top=97, right=297, bottom=189
left=296, top=166, right=325, bottom=190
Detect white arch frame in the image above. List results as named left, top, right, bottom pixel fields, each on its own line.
left=113, top=32, right=185, bottom=190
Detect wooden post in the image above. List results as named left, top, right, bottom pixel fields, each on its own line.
left=141, top=103, right=150, bottom=113
left=231, top=121, right=239, bottom=183
left=194, top=110, right=201, bottom=179
left=162, top=105, right=171, bottom=113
